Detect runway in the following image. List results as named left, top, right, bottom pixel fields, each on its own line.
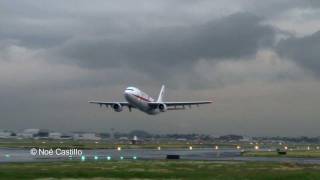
left=1, top=148, right=320, bottom=164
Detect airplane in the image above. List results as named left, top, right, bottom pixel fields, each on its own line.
left=89, top=85, right=213, bottom=115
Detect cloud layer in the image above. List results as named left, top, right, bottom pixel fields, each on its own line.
left=0, top=0, right=320, bottom=136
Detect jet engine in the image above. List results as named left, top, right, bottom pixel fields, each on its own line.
left=158, top=103, right=167, bottom=112
left=112, top=103, right=123, bottom=112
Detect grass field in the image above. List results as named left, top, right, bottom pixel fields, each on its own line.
left=0, top=139, right=251, bottom=149
left=0, top=160, right=320, bottom=179
left=2, top=139, right=318, bottom=151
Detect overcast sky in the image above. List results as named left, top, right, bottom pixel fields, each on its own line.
left=1, top=0, right=320, bottom=136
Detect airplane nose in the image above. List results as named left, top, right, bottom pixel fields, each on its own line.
left=124, top=90, right=133, bottom=100
left=124, top=90, right=132, bottom=96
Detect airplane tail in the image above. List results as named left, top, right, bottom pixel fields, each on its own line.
left=157, top=85, right=165, bottom=102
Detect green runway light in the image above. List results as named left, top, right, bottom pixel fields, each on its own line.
left=133, top=156, right=137, bottom=160
left=107, top=156, right=111, bottom=160
left=94, top=156, right=98, bottom=160
left=5, top=154, right=10, bottom=158
left=120, top=156, right=124, bottom=160
left=81, top=155, right=86, bottom=161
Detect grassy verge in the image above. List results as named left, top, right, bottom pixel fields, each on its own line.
left=0, top=139, right=245, bottom=149
left=0, top=160, right=320, bottom=179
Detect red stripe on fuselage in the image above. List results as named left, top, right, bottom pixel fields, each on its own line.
left=132, top=94, right=152, bottom=102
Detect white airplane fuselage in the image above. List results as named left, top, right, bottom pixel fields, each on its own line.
left=124, top=87, right=159, bottom=115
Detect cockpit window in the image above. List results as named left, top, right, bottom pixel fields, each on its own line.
left=126, top=88, right=135, bottom=91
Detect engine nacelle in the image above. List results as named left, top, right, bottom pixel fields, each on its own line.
left=158, top=103, right=167, bottom=112
left=112, top=103, right=123, bottom=112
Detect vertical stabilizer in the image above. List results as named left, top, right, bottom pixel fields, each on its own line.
left=157, top=85, right=165, bottom=102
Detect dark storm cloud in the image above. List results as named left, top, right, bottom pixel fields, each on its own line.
left=58, top=12, right=275, bottom=75
left=247, top=0, right=320, bottom=17
left=0, top=0, right=319, bottom=50
left=277, top=31, right=320, bottom=76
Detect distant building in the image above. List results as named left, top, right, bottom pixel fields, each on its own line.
left=73, top=133, right=101, bottom=140
left=131, top=135, right=143, bottom=144
left=49, top=132, right=62, bottom=139
left=99, top=133, right=111, bottom=139
left=119, top=137, right=129, bottom=141
left=17, top=129, right=50, bottom=139
left=60, top=133, right=73, bottom=140
left=219, top=135, right=244, bottom=141
left=240, top=136, right=251, bottom=142
left=36, top=129, right=49, bottom=139
left=0, top=130, right=15, bottom=138
left=18, top=129, right=40, bottom=138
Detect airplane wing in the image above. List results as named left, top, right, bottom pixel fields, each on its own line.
left=148, top=100, right=213, bottom=110
left=88, top=101, right=135, bottom=111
